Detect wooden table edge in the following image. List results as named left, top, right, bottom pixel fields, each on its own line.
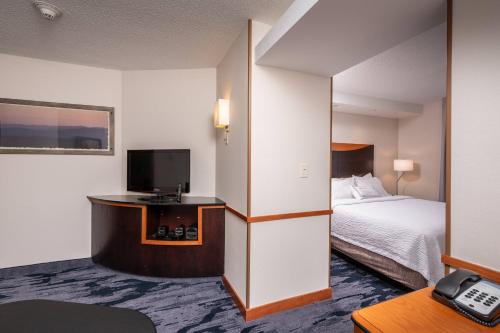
left=352, top=310, right=383, bottom=333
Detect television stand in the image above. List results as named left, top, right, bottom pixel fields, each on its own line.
left=88, top=195, right=225, bottom=277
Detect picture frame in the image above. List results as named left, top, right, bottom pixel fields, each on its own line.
left=0, top=98, right=114, bottom=155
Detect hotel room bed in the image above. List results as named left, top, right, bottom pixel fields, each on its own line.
left=330, top=142, right=445, bottom=290
left=331, top=195, right=445, bottom=290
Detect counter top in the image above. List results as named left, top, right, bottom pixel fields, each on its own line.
left=88, top=195, right=225, bottom=206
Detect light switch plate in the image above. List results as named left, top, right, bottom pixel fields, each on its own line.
left=299, top=162, right=309, bottom=178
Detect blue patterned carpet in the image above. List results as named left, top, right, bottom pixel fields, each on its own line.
left=0, top=253, right=406, bottom=332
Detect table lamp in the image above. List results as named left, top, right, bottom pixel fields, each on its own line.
left=394, top=159, right=414, bottom=195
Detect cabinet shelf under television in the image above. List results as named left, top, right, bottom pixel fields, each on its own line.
left=88, top=195, right=225, bottom=277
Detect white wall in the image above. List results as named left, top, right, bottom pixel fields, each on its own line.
left=0, top=57, right=218, bottom=269
left=398, top=100, right=443, bottom=200
left=250, top=216, right=329, bottom=306
left=216, top=25, right=249, bottom=304
left=224, top=212, right=247, bottom=304
left=216, top=26, right=248, bottom=214
left=249, top=21, right=330, bottom=308
left=332, top=112, right=398, bottom=194
left=0, top=54, right=122, bottom=269
left=122, top=68, right=216, bottom=196
left=251, top=22, right=330, bottom=216
left=217, top=20, right=331, bottom=309
left=450, top=0, right=500, bottom=270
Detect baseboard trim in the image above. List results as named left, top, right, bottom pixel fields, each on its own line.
left=0, top=257, right=93, bottom=279
left=222, top=275, right=332, bottom=321
left=442, top=255, right=500, bottom=282
left=246, top=287, right=332, bottom=321
left=222, top=275, right=247, bottom=316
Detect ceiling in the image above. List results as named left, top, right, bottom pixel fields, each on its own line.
left=0, top=0, right=292, bottom=70
left=334, top=23, right=447, bottom=105
left=255, top=0, right=446, bottom=77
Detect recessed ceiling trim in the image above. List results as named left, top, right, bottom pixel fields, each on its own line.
left=333, top=91, right=422, bottom=119
left=255, top=0, right=446, bottom=76
left=255, top=0, right=318, bottom=62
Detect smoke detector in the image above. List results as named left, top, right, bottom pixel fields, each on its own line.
left=33, top=1, right=62, bottom=21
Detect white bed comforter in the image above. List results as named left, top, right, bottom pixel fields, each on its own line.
left=332, top=196, right=445, bottom=285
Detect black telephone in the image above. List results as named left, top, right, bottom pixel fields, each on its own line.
left=432, top=269, right=500, bottom=327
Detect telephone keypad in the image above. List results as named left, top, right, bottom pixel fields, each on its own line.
left=456, top=280, right=500, bottom=316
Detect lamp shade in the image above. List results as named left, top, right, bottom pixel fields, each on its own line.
left=214, top=99, right=230, bottom=128
left=394, top=159, right=414, bottom=172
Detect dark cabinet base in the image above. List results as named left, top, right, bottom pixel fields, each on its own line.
left=89, top=196, right=225, bottom=278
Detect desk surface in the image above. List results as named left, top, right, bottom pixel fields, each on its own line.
left=352, top=287, right=498, bottom=333
left=88, top=195, right=225, bottom=206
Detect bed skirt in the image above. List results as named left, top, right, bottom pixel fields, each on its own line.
left=331, top=236, right=428, bottom=290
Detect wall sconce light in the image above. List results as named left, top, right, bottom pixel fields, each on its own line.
left=214, top=99, right=230, bottom=145
left=394, top=159, right=414, bottom=195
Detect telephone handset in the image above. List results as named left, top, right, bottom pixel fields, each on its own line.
left=432, top=269, right=500, bottom=327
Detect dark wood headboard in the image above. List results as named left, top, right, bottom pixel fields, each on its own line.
left=331, top=142, right=374, bottom=178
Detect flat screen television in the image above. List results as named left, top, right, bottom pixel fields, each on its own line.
left=127, top=149, right=190, bottom=194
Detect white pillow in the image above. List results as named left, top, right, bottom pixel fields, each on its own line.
left=371, top=177, right=390, bottom=196
left=352, top=175, right=374, bottom=188
left=353, top=175, right=389, bottom=197
left=350, top=183, right=379, bottom=199
left=332, top=177, right=354, bottom=201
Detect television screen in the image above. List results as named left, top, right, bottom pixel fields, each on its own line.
left=127, top=149, right=190, bottom=194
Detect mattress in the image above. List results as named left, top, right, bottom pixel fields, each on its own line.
left=331, top=195, right=445, bottom=285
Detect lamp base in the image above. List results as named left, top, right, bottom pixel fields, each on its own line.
left=396, top=171, right=405, bottom=195
left=224, top=126, right=229, bottom=145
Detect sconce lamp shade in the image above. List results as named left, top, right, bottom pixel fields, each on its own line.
left=394, top=159, right=414, bottom=172
left=214, top=99, right=230, bottom=128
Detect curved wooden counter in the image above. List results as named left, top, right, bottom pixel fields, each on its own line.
left=88, top=195, right=225, bottom=278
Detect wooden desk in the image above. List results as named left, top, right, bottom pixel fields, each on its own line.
left=352, top=287, right=499, bottom=333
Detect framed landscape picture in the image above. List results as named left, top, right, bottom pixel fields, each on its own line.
left=0, top=98, right=114, bottom=155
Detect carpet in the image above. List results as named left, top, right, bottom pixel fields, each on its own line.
left=0, top=253, right=406, bottom=332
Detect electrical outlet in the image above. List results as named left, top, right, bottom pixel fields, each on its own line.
left=299, top=162, right=309, bottom=178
